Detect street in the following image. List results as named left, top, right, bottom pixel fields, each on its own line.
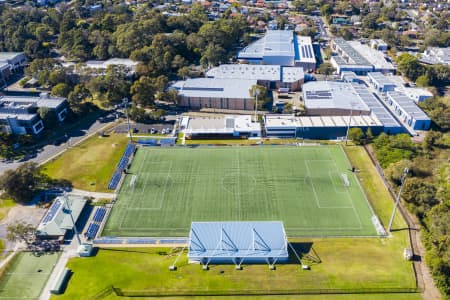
left=0, top=111, right=118, bottom=176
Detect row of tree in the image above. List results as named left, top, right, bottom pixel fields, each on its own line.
left=371, top=97, right=450, bottom=296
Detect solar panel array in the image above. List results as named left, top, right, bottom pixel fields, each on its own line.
left=85, top=223, right=99, bottom=239
left=42, top=200, right=62, bottom=223
left=351, top=83, right=402, bottom=129
left=305, top=90, right=332, bottom=100
left=93, top=207, right=106, bottom=223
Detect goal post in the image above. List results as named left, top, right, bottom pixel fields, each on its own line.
left=341, top=173, right=350, bottom=187
left=130, top=175, right=137, bottom=188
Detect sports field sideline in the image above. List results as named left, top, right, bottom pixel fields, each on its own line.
left=103, top=145, right=379, bottom=237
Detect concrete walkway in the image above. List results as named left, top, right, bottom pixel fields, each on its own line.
left=39, top=240, right=79, bottom=300
left=69, top=189, right=115, bottom=199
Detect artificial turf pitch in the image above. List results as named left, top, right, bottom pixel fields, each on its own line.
left=0, top=252, right=59, bottom=299
left=103, top=145, right=378, bottom=237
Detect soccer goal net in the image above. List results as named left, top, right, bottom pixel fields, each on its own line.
left=129, top=175, right=137, bottom=188
left=341, top=173, right=350, bottom=187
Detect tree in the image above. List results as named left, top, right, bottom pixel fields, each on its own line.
left=385, top=159, right=411, bottom=185
left=416, top=75, right=430, bottom=87
left=0, top=162, right=41, bottom=203
left=68, top=84, right=91, bottom=110
left=320, top=4, right=333, bottom=16
left=51, top=83, right=71, bottom=97
left=402, top=178, right=438, bottom=216
left=317, top=63, right=336, bottom=78
left=38, top=107, right=57, bottom=128
left=130, top=76, right=157, bottom=107
left=348, top=127, right=364, bottom=145
left=7, top=222, right=35, bottom=246
left=249, top=85, right=270, bottom=110
left=396, top=53, right=424, bottom=81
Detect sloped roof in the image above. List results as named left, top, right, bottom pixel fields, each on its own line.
left=188, top=221, right=288, bottom=259
left=36, top=195, right=87, bottom=237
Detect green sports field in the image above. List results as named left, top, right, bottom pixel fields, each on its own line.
left=103, top=145, right=379, bottom=237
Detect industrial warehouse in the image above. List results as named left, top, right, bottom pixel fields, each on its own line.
left=237, top=30, right=316, bottom=70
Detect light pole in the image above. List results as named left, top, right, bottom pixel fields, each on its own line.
left=253, top=89, right=260, bottom=122
left=123, top=97, right=133, bottom=142
left=345, top=107, right=353, bottom=145
left=63, top=193, right=81, bottom=245
left=388, top=168, right=409, bottom=233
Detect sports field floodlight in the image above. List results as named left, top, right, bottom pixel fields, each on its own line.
left=345, top=102, right=358, bottom=145
left=63, top=193, right=81, bottom=245
left=123, top=97, right=133, bottom=142
left=387, top=168, right=409, bottom=233
left=253, top=89, right=260, bottom=122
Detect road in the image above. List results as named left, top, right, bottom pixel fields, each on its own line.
left=0, top=111, right=118, bottom=176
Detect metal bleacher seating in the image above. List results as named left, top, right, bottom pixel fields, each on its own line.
left=107, top=143, right=136, bottom=190
left=85, top=223, right=100, bottom=239
left=93, top=207, right=107, bottom=223
left=107, top=171, right=121, bottom=190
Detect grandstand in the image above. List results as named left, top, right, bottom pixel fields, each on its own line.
left=108, top=143, right=136, bottom=190
left=188, top=221, right=289, bottom=266
left=103, top=146, right=380, bottom=238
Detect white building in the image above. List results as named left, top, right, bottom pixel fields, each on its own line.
left=331, top=38, right=395, bottom=75
left=303, top=81, right=371, bottom=116
left=420, top=47, right=450, bottom=65
left=181, top=114, right=261, bottom=139
left=206, top=64, right=304, bottom=91
left=171, top=78, right=257, bottom=110
left=238, top=30, right=316, bottom=69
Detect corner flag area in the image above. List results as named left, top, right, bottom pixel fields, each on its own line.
left=103, top=145, right=379, bottom=237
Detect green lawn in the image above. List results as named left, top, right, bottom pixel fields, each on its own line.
left=0, top=199, right=15, bottom=222
left=0, top=252, right=59, bottom=299
left=103, top=145, right=378, bottom=237
left=54, top=234, right=417, bottom=299
left=343, top=146, right=407, bottom=230
left=42, top=134, right=128, bottom=192
left=54, top=145, right=418, bottom=299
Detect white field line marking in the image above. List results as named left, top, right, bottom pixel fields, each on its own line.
left=330, top=155, right=363, bottom=229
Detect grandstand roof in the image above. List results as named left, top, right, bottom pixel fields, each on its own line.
left=386, top=91, right=430, bottom=120
left=171, top=78, right=257, bottom=99
left=188, top=221, right=288, bottom=260
left=206, top=64, right=304, bottom=83
left=303, top=81, right=370, bottom=112
left=36, top=195, right=87, bottom=237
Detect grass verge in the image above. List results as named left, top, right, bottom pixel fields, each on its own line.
left=0, top=199, right=15, bottom=222
left=41, top=133, right=128, bottom=192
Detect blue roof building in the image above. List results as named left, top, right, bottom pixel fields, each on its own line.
left=188, top=221, right=289, bottom=265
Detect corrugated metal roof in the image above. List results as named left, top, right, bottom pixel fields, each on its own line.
left=368, top=72, right=397, bottom=88
left=387, top=91, right=430, bottom=120
left=188, top=221, right=288, bottom=259
left=303, top=81, right=370, bottom=111
left=351, top=83, right=401, bottom=128
left=172, top=78, right=257, bottom=99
